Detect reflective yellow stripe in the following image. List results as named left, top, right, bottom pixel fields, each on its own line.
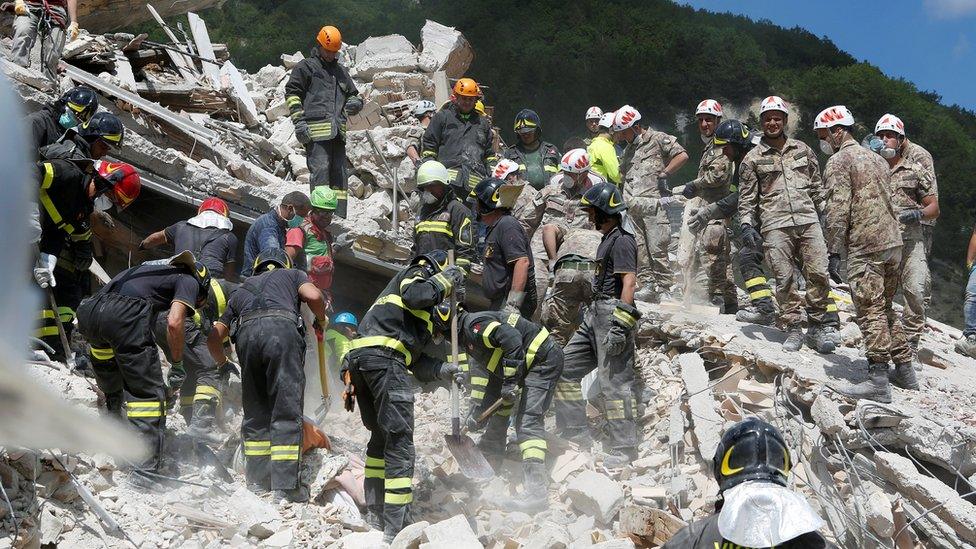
left=365, top=456, right=385, bottom=467
left=745, top=277, right=767, bottom=289
left=554, top=382, right=584, bottom=401
left=519, top=439, right=547, bottom=451
left=422, top=150, right=437, bottom=158
left=335, top=190, right=348, bottom=199
left=826, top=304, right=838, bottom=313
left=180, top=395, right=194, bottom=406
left=523, top=448, right=546, bottom=460
left=39, top=163, right=79, bottom=235
left=38, top=310, right=55, bottom=320
left=458, top=218, right=472, bottom=245
left=40, top=162, right=55, bottom=189
left=749, top=289, right=773, bottom=300
left=308, top=121, right=333, bottom=137
left=471, top=389, right=485, bottom=400
left=829, top=290, right=853, bottom=305
left=385, top=477, right=412, bottom=490
left=126, top=401, right=163, bottom=418
left=90, top=346, right=115, bottom=360
left=57, top=306, right=74, bottom=323
left=605, top=401, right=623, bottom=410
left=416, top=221, right=453, bottom=237
left=485, top=348, right=503, bottom=374
left=34, top=327, right=60, bottom=337
left=399, top=276, right=426, bottom=291
left=503, top=366, right=517, bottom=377
left=372, top=294, right=433, bottom=334
left=365, top=455, right=385, bottom=478
left=212, top=279, right=227, bottom=317
left=613, top=308, right=638, bottom=328
left=544, top=165, right=559, bottom=173
left=244, top=440, right=271, bottom=456
left=365, top=468, right=385, bottom=479
left=482, top=321, right=501, bottom=348
left=349, top=336, right=413, bottom=365
left=270, top=444, right=300, bottom=461
left=385, top=492, right=413, bottom=505
left=496, top=404, right=513, bottom=417
left=471, top=376, right=489, bottom=386
left=285, top=96, right=302, bottom=107
left=524, top=328, right=550, bottom=369
left=194, top=385, right=220, bottom=402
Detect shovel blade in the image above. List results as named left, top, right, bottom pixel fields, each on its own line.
left=444, top=434, right=494, bottom=480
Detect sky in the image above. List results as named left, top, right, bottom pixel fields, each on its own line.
left=679, top=0, right=976, bottom=111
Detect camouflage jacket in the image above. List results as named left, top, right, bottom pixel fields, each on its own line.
left=902, top=139, right=937, bottom=227
left=620, top=128, right=686, bottom=200
left=689, top=140, right=734, bottom=203
left=888, top=157, right=936, bottom=242
left=738, top=137, right=826, bottom=232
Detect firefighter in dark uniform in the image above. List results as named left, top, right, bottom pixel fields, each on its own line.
left=413, top=160, right=476, bottom=268
left=27, top=85, right=99, bottom=157
left=440, top=303, right=562, bottom=512
left=343, top=250, right=464, bottom=542
left=662, top=418, right=837, bottom=549
left=207, top=249, right=328, bottom=502
left=687, top=119, right=777, bottom=325
left=77, top=251, right=210, bottom=477
left=501, top=109, right=560, bottom=190
left=553, top=182, right=642, bottom=469
left=475, top=177, right=538, bottom=317
left=38, top=111, right=125, bottom=163
left=285, top=25, right=363, bottom=218
left=33, top=157, right=140, bottom=361
left=421, top=77, right=497, bottom=193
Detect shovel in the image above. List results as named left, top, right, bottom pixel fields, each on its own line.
left=313, top=336, right=331, bottom=423
left=443, top=251, right=495, bottom=480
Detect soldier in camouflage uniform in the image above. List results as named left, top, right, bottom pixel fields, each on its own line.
left=542, top=227, right=602, bottom=345
left=613, top=105, right=689, bottom=301
left=874, top=115, right=940, bottom=349
left=678, top=100, right=736, bottom=311
left=738, top=96, right=834, bottom=353
left=818, top=106, right=918, bottom=403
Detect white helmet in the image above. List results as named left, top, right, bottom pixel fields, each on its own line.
left=813, top=105, right=855, bottom=129
left=585, top=106, right=603, bottom=120
left=492, top=158, right=520, bottom=180
left=759, top=96, right=789, bottom=116
left=598, top=112, right=615, bottom=129
left=560, top=148, right=591, bottom=174
left=413, top=100, right=436, bottom=118
left=695, top=99, right=723, bottom=117
left=875, top=113, right=905, bottom=136
left=613, top=105, right=641, bottom=132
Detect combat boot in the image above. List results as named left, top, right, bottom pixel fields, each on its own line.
left=805, top=326, right=836, bottom=354
left=782, top=329, right=804, bottom=352
left=835, top=363, right=892, bottom=403
left=890, top=361, right=920, bottom=391
left=602, top=447, right=637, bottom=469
left=186, top=401, right=222, bottom=445
left=955, top=334, right=976, bottom=359
left=560, top=428, right=595, bottom=451
left=735, top=298, right=776, bottom=326
left=504, top=462, right=549, bottom=513
left=273, top=485, right=310, bottom=503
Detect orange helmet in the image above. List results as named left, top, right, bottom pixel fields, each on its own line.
left=453, top=78, right=480, bottom=98
left=317, top=26, right=342, bottom=53
left=95, top=160, right=141, bottom=211
left=198, top=197, right=229, bottom=217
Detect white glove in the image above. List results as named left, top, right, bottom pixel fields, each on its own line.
left=67, top=21, right=80, bottom=41
left=34, top=253, right=57, bottom=288
left=14, top=0, right=28, bottom=16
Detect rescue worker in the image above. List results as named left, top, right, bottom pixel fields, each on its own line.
left=242, top=191, right=311, bottom=277
left=587, top=112, right=621, bottom=186
left=958, top=227, right=976, bottom=358
left=343, top=251, right=464, bottom=541
left=554, top=182, right=642, bottom=469
left=285, top=187, right=338, bottom=308
left=39, top=111, right=125, bottom=163
left=440, top=302, right=563, bottom=512
left=412, top=160, right=476, bottom=267
left=77, top=251, right=210, bottom=478
left=583, top=106, right=603, bottom=145
left=501, top=109, right=560, bottom=190
left=872, top=115, right=939, bottom=351
left=679, top=99, right=736, bottom=311
left=542, top=227, right=602, bottom=346
left=475, top=177, right=537, bottom=317
left=614, top=105, right=689, bottom=301
left=28, top=85, right=98, bottom=156
left=207, top=249, right=328, bottom=502
left=34, top=159, right=141, bottom=361
left=662, top=417, right=837, bottom=548
left=8, top=0, right=80, bottom=76
left=421, top=77, right=496, bottom=192
left=140, top=197, right=238, bottom=281
left=687, top=120, right=777, bottom=324
left=737, top=96, right=834, bottom=353
left=285, top=25, right=363, bottom=217
left=518, top=149, right=603, bottom=319
left=324, top=311, right=357, bottom=372
left=495, top=158, right=539, bottom=236
left=405, top=100, right=437, bottom=166
left=817, top=106, right=918, bottom=402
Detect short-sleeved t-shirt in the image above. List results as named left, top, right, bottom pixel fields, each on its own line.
left=163, top=221, right=238, bottom=276
left=482, top=214, right=535, bottom=300
left=219, top=268, right=309, bottom=327
left=106, top=265, right=202, bottom=313
left=593, top=225, right=637, bottom=298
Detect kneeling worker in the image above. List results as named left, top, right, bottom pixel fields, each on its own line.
left=207, top=249, right=328, bottom=502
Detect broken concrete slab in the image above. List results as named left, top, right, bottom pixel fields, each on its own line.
left=419, top=20, right=474, bottom=78
left=422, top=514, right=481, bottom=548
left=354, top=35, right=418, bottom=79
left=678, top=353, right=724, bottom=460
left=810, top=395, right=850, bottom=437
left=390, top=520, right=429, bottom=549
left=281, top=51, right=305, bottom=69
left=565, top=470, right=624, bottom=525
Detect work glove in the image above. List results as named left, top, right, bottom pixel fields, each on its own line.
left=217, top=359, right=240, bottom=384
left=899, top=208, right=923, bottom=224
left=603, top=324, right=629, bottom=356
left=432, top=265, right=464, bottom=298
left=166, top=360, right=186, bottom=404
left=344, top=96, right=364, bottom=116
left=94, top=210, right=115, bottom=229
left=13, top=0, right=27, bottom=16
left=340, top=360, right=355, bottom=412
left=687, top=205, right=716, bottom=234
left=503, top=290, right=525, bottom=315
left=34, top=253, right=57, bottom=288
left=464, top=407, right=486, bottom=432
left=656, top=174, right=672, bottom=198
left=67, top=21, right=80, bottom=41
left=828, top=254, right=844, bottom=284
left=438, top=361, right=463, bottom=384
left=680, top=182, right=697, bottom=199
left=500, top=379, right=519, bottom=404
left=740, top=224, right=763, bottom=251
left=294, top=121, right=312, bottom=145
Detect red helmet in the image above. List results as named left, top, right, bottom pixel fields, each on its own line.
left=95, top=161, right=141, bottom=210
left=198, top=196, right=229, bottom=217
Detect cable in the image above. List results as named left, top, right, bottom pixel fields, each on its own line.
left=0, top=466, right=17, bottom=545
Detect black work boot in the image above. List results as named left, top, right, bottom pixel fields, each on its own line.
left=503, top=461, right=549, bottom=513
left=273, top=485, right=310, bottom=503
left=365, top=505, right=384, bottom=530
left=560, top=428, right=594, bottom=450
left=890, top=361, right=920, bottom=390
left=186, top=401, right=222, bottom=445
left=805, top=325, right=836, bottom=354
left=782, top=329, right=804, bottom=352
left=602, top=447, right=638, bottom=469
left=836, top=363, right=892, bottom=403
left=735, top=298, right=776, bottom=326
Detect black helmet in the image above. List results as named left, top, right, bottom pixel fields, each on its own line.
left=168, top=250, right=212, bottom=305
left=514, top=108, right=542, bottom=136
left=473, top=177, right=507, bottom=213
left=78, top=112, right=124, bottom=148
left=253, top=248, right=292, bottom=273
left=580, top=182, right=626, bottom=215
left=61, top=86, right=98, bottom=124
left=432, top=300, right=454, bottom=336
left=410, top=249, right=449, bottom=273
left=713, top=119, right=753, bottom=149
left=712, top=417, right=791, bottom=493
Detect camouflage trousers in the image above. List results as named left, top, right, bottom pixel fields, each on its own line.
left=629, top=197, right=672, bottom=292
left=541, top=263, right=595, bottom=346
left=897, top=238, right=930, bottom=344
left=762, top=223, right=831, bottom=328
left=693, top=218, right=736, bottom=307
left=848, top=247, right=913, bottom=365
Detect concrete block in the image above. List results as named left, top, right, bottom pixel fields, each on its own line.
left=679, top=353, right=723, bottom=460
left=420, top=20, right=474, bottom=78
left=810, top=395, right=849, bottom=437
left=355, top=35, right=418, bottom=79
left=522, top=522, right=570, bottom=549
left=565, top=470, right=624, bottom=525
left=280, top=51, right=305, bottom=69
left=390, top=520, right=429, bottom=549
left=863, top=487, right=894, bottom=538
left=422, top=514, right=480, bottom=548
left=255, top=64, right=287, bottom=90
left=266, top=96, right=292, bottom=123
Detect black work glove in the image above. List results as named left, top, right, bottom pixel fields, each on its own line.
left=828, top=253, right=844, bottom=284
left=603, top=324, right=629, bottom=356
left=500, top=380, right=519, bottom=404
left=656, top=175, right=672, bottom=198
left=218, top=360, right=240, bottom=384
left=166, top=360, right=186, bottom=405
left=680, top=182, right=697, bottom=199
left=438, top=361, right=463, bottom=384
left=344, top=96, right=364, bottom=116
left=295, top=121, right=312, bottom=145
left=464, top=407, right=486, bottom=432
left=740, top=224, right=763, bottom=250
left=899, top=208, right=923, bottom=224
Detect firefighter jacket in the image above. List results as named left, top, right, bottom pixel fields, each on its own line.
left=413, top=197, right=476, bottom=262
left=460, top=310, right=553, bottom=383
left=421, top=103, right=496, bottom=188
left=35, top=159, right=94, bottom=262
left=285, top=52, right=359, bottom=142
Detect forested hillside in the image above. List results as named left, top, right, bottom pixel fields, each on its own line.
left=199, top=0, right=976, bottom=264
